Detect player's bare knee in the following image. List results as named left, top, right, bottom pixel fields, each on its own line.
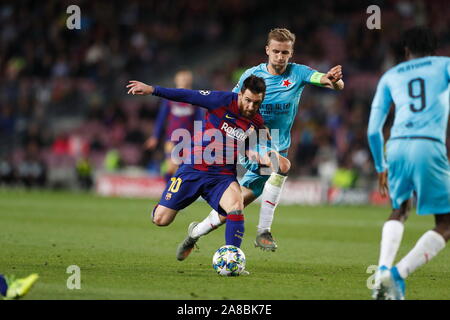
left=153, top=214, right=171, bottom=226
left=152, top=207, right=172, bottom=226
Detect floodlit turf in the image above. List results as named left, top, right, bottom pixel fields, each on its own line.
left=0, top=188, right=449, bottom=300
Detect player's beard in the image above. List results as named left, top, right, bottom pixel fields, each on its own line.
left=243, top=109, right=256, bottom=119
left=271, top=62, right=287, bottom=74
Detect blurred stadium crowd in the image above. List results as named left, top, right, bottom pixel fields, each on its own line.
left=0, top=0, right=449, bottom=190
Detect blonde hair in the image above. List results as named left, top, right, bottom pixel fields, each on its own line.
left=267, top=28, right=296, bottom=46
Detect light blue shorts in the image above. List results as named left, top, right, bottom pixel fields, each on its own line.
left=386, top=138, right=450, bottom=215
left=238, top=146, right=288, bottom=198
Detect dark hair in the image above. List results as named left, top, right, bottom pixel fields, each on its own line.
left=402, top=27, right=437, bottom=57
left=241, top=75, right=266, bottom=96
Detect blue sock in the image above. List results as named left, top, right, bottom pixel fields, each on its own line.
left=225, top=210, right=245, bottom=247
left=0, top=275, right=7, bottom=296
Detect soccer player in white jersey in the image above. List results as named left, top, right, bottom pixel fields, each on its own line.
left=176, top=28, right=344, bottom=260
left=368, top=27, right=450, bottom=300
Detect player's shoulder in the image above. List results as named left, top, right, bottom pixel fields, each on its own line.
left=204, top=90, right=237, bottom=106
left=242, top=64, right=265, bottom=76
left=429, top=55, right=450, bottom=66
left=287, top=63, right=316, bottom=79
left=290, top=62, right=316, bottom=73
left=289, top=62, right=315, bottom=72
left=220, top=90, right=238, bottom=103
left=378, top=62, right=402, bottom=84
left=388, top=56, right=447, bottom=74
left=429, top=55, right=450, bottom=61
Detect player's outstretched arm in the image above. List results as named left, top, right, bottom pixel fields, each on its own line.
left=319, top=65, right=344, bottom=90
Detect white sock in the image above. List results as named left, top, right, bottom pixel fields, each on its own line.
left=378, top=220, right=404, bottom=268
left=257, top=172, right=287, bottom=234
left=191, top=209, right=224, bottom=239
left=396, top=230, right=446, bottom=279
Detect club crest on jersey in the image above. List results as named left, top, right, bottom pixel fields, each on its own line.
left=165, top=192, right=172, bottom=200
left=199, top=90, right=211, bottom=95
left=282, top=79, right=293, bottom=87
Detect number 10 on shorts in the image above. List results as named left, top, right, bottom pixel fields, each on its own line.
left=168, top=177, right=182, bottom=193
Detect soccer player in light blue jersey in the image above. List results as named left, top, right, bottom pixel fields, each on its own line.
left=368, top=27, right=450, bottom=300
left=177, top=28, right=344, bottom=258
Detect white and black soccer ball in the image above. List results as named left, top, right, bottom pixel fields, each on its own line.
left=212, top=245, right=246, bottom=276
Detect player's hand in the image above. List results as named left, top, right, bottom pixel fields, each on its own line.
left=325, top=65, right=343, bottom=83
left=378, top=171, right=389, bottom=197
left=126, top=81, right=154, bottom=95
left=144, top=137, right=158, bottom=150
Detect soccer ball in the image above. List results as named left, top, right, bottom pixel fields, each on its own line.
left=212, top=245, right=246, bottom=276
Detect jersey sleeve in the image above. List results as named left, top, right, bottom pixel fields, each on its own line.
left=296, top=64, right=319, bottom=85
left=153, top=87, right=233, bottom=111
left=367, top=74, right=393, bottom=173
left=232, top=68, right=255, bottom=93
left=193, top=106, right=204, bottom=122
left=152, top=99, right=169, bottom=139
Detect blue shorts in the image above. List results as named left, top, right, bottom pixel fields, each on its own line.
left=386, top=139, right=450, bottom=215
left=238, top=147, right=288, bottom=198
left=158, top=166, right=237, bottom=216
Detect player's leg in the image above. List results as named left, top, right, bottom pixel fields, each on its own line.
left=373, top=200, right=411, bottom=300
left=377, top=200, right=411, bottom=269
left=190, top=185, right=256, bottom=238
left=373, top=140, right=413, bottom=299
left=219, top=181, right=245, bottom=247
left=384, top=212, right=449, bottom=300
left=378, top=140, right=450, bottom=300
left=153, top=169, right=201, bottom=227
left=151, top=204, right=178, bottom=226
left=177, top=177, right=243, bottom=261
left=0, top=273, right=39, bottom=300
left=389, top=141, right=450, bottom=299
left=395, top=213, right=449, bottom=280
left=256, top=151, right=290, bottom=251
left=177, top=150, right=263, bottom=254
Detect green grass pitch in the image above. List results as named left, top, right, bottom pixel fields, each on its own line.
left=0, top=188, right=449, bottom=300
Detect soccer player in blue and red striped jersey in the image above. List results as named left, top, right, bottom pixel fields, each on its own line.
left=127, top=75, right=271, bottom=263
left=144, top=69, right=203, bottom=181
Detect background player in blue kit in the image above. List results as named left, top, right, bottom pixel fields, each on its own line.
left=127, top=75, right=273, bottom=263
left=368, top=27, right=450, bottom=300
left=144, top=69, right=203, bottom=182
left=178, top=28, right=344, bottom=255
